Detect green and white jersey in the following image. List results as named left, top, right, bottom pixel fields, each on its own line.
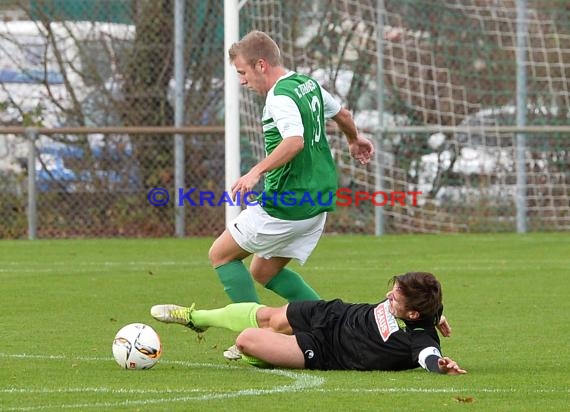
left=260, top=71, right=341, bottom=220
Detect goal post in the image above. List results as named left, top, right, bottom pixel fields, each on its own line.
left=228, top=0, right=570, bottom=233
left=224, top=0, right=241, bottom=225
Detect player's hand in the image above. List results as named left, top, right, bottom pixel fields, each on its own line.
left=349, top=136, right=375, bottom=165
left=438, top=357, right=467, bottom=375
left=231, top=171, right=261, bottom=201
left=437, top=315, right=452, bottom=337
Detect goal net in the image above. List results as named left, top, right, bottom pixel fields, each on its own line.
left=238, top=0, right=570, bottom=233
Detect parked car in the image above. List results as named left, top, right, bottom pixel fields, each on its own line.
left=0, top=20, right=138, bottom=193
left=34, top=135, right=140, bottom=193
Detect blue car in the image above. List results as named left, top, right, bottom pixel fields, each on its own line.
left=35, top=142, right=140, bottom=193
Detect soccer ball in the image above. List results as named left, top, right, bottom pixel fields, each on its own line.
left=112, top=323, right=162, bottom=370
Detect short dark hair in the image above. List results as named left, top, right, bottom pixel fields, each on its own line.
left=228, top=30, right=282, bottom=67
left=391, top=272, right=443, bottom=324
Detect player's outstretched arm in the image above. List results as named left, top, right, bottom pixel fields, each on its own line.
left=437, top=357, right=467, bottom=375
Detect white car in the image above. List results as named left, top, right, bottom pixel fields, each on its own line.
left=0, top=20, right=135, bottom=188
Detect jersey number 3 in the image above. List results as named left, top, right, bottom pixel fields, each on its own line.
left=310, top=95, right=323, bottom=144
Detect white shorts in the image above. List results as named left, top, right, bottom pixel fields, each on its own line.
left=227, top=205, right=327, bottom=265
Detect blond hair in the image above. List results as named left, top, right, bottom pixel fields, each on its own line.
left=228, top=30, right=282, bottom=67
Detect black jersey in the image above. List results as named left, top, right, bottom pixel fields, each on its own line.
left=287, top=299, right=441, bottom=371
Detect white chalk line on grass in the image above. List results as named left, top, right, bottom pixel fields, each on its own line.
left=1, top=261, right=200, bottom=266
left=5, top=260, right=559, bottom=274
left=2, top=353, right=569, bottom=412
left=0, top=353, right=324, bottom=411
left=312, top=387, right=570, bottom=394
left=0, top=260, right=206, bottom=274
left=4, top=386, right=570, bottom=396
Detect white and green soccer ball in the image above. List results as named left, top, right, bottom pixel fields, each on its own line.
left=112, top=323, right=162, bottom=370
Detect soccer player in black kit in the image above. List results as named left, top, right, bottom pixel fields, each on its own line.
left=151, top=272, right=466, bottom=374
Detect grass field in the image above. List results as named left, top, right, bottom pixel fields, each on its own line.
left=1, top=233, right=569, bottom=411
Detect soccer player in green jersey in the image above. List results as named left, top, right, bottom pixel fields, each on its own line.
left=209, top=31, right=374, bottom=304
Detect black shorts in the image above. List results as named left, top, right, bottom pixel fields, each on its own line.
left=286, top=299, right=347, bottom=370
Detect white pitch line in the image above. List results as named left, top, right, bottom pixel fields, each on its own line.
left=2, top=352, right=569, bottom=411
left=0, top=261, right=203, bottom=267
left=310, top=387, right=570, bottom=394
left=0, top=260, right=206, bottom=274
left=0, top=352, right=325, bottom=411
left=1, top=387, right=207, bottom=395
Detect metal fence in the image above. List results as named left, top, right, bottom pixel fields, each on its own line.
left=0, top=126, right=227, bottom=238
left=2, top=125, right=568, bottom=238
left=0, top=0, right=569, bottom=238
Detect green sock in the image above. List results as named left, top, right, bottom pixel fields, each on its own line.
left=241, top=353, right=273, bottom=369
left=192, top=302, right=264, bottom=332
left=215, top=260, right=260, bottom=303
left=265, top=267, right=320, bottom=302
left=193, top=303, right=272, bottom=368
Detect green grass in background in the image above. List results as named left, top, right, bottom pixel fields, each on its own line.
left=1, top=233, right=569, bottom=411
